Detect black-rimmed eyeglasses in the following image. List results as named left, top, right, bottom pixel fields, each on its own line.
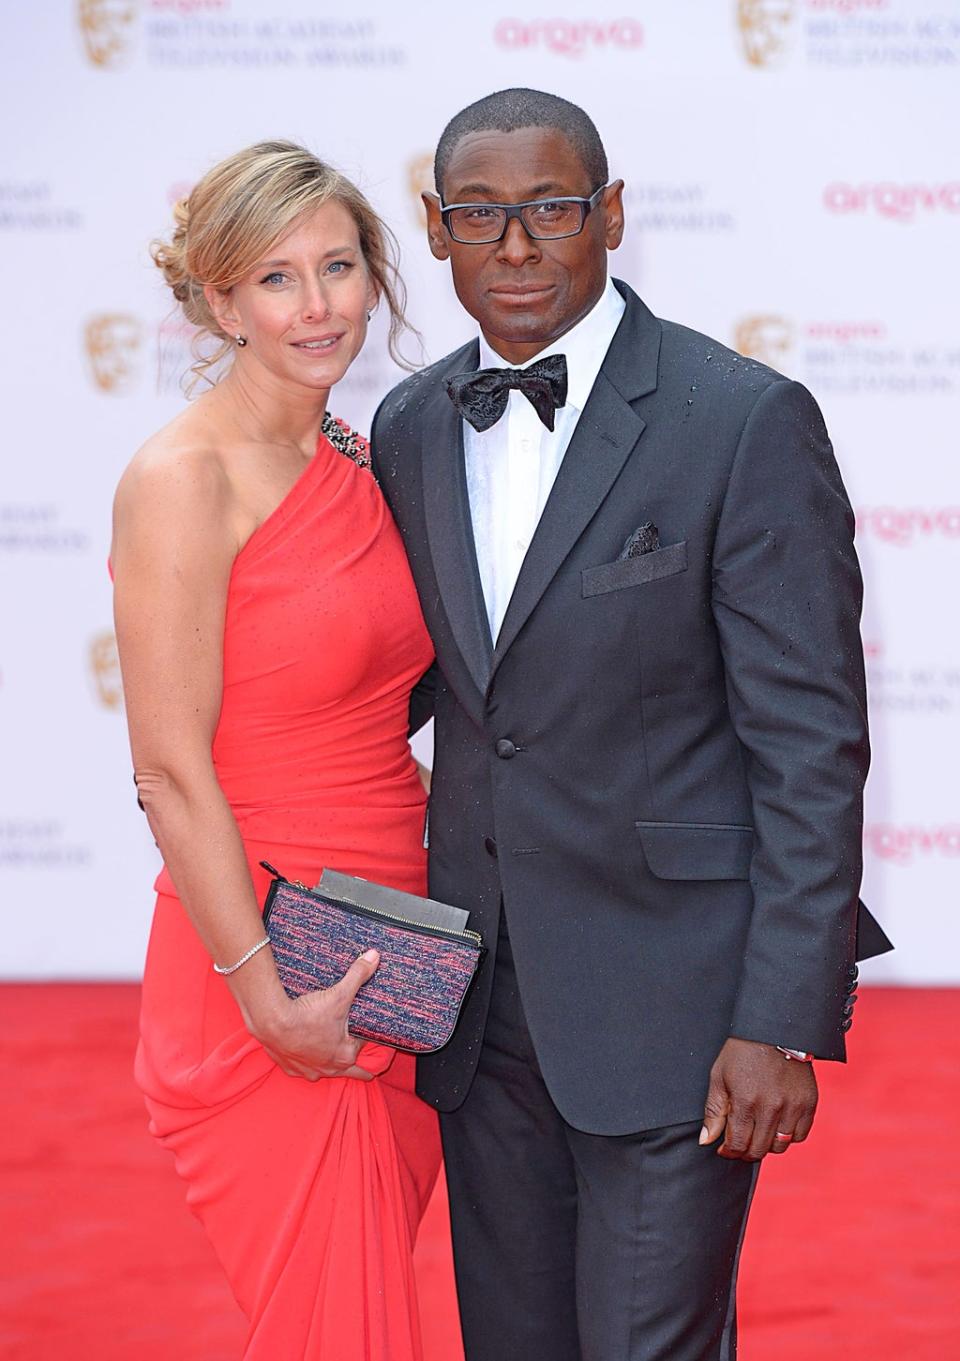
left=439, top=185, right=608, bottom=244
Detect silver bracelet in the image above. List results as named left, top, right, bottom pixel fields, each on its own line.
left=213, top=934, right=271, bottom=975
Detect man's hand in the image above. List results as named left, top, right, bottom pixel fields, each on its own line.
left=700, top=1037, right=818, bottom=1160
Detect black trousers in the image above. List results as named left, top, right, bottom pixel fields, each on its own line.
left=440, top=916, right=759, bottom=1361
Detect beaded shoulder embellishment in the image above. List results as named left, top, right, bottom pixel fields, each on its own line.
left=321, top=412, right=371, bottom=469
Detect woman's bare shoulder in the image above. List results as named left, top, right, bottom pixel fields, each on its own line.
left=114, top=404, right=232, bottom=527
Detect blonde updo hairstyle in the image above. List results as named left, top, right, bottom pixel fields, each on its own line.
left=152, top=140, right=414, bottom=391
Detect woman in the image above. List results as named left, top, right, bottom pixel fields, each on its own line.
left=112, top=141, right=444, bottom=1359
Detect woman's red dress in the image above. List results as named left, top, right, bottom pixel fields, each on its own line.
left=134, top=425, right=443, bottom=1359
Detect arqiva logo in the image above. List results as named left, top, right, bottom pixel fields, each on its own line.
left=493, top=17, right=644, bottom=57
left=855, top=507, right=960, bottom=545
left=734, top=315, right=886, bottom=367
left=825, top=182, right=960, bottom=221
left=167, top=179, right=194, bottom=206
left=865, top=824, right=960, bottom=864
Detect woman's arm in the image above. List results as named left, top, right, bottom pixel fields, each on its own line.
left=112, top=440, right=376, bottom=1080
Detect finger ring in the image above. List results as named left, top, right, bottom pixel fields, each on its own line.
left=774, top=1131, right=793, bottom=1142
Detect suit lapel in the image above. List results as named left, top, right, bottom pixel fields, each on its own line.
left=421, top=341, right=494, bottom=698
left=492, top=283, right=661, bottom=672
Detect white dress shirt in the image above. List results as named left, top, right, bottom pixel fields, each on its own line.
left=464, top=277, right=626, bottom=641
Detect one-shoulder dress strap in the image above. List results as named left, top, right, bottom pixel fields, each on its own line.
left=322, top=412, right=371, bottom=470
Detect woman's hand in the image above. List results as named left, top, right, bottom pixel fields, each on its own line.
left=253, top=950, right=381, bottom=1082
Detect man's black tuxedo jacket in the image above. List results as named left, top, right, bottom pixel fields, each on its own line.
left=371, top=280, right=891, bottom=1137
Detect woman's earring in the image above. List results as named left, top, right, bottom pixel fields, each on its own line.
left=366, top=311, right=373, bottom=323
left=235, top=334, right=247, bottom=347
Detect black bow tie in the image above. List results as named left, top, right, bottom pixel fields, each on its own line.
left=445, top=353, right=568, bottom=433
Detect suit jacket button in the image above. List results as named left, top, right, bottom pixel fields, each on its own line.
left=495, top=739, right=518, bottom=760
left=484, top=836, right=498, bottom=858
left=841, top=1017, right=853, bottom=1032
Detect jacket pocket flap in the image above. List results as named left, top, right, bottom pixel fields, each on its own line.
left=582, top=541, right=687, bottom=597
left=635, top=821, right=753, bottom=881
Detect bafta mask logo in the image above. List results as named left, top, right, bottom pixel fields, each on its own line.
left=77, top=0, right=137, bottom=68
left=406, top=152, right=435, bottom=225
left=89, top=631, right=123, bottom=710
left=734, top=314, right=795, bottom=368
left=736, top=0, right=796, bottom=68
left=84, top=313, right=143, bottom=393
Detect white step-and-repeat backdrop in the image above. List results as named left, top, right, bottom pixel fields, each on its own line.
left=2, top=0, right=957, bottom=980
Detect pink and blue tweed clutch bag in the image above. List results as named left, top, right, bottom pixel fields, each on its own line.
left=260, top=863, right=484, bottom=1055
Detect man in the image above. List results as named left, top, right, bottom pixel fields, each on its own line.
left=372, top=89, right=892, bottom=1361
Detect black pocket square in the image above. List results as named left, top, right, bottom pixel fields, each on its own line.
left=619, top=523, right=659, bottom=560
left=581, top=539, right=688, bottom=597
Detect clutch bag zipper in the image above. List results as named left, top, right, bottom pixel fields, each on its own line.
left=260, top=861, right=483, bottom=947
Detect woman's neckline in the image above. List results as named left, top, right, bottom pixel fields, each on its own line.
left=233, top=427, right=332, bottom=565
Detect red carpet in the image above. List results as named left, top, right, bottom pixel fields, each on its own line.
left=1, top=986, right=957, bottom=1360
